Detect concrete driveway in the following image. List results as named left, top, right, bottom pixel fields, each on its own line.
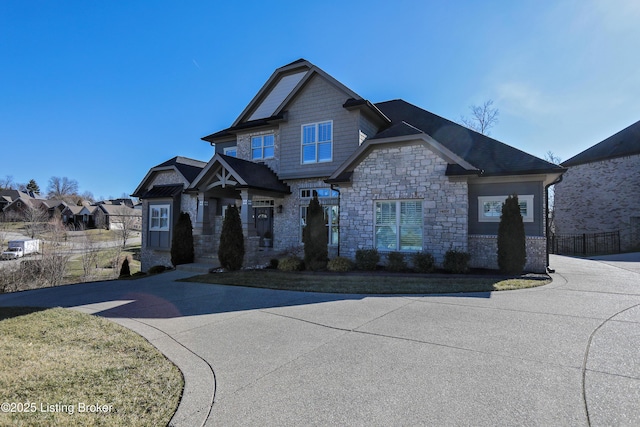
left=0, top=254, right=639, bottom=426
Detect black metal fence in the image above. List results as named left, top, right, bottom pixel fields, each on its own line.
left=549, top=231, right=620, bottom=256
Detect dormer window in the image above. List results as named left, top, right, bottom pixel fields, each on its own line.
left=302, top=121, right=332, bottom=164
left=251, top=134, right=274, bottom=160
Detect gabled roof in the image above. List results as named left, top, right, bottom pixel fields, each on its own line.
left=96, top=204, right=141, bottom=216
left=189, top=153, right=290, bottom=194
left=562, top=119, right=640, bottom=167
left=202, top=59, right=380, bottom=144
left=132, top=156, right=207, bottom=198
left=329, top=100, right=564, bottom=183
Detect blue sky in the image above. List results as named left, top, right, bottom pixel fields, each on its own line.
left=2, top=0, right=639, bottom=199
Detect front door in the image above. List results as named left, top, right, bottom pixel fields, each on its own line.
left=254, top=207, right=273, bottom=242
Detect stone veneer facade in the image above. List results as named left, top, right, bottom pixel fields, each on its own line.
left=140, top=170, right=198, bottom=271
left=468, top=235, right=547, bottom=273
left=340, top=143, right=468, bottom=265
left=555, top=154, right=640, bottom=251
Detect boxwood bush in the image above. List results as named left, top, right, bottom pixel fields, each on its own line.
left=386, top=252, right=407, bottom=272
left=412, top=252, right=435, bottom=273
left=443, top=249, right=471, bottom=274
left=355, top=249, right=379, bottom=270
left=327, top=256, right=354, bottom=272
left=278, top=256, right=304, bottom=272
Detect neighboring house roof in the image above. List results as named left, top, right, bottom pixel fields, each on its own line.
left=562, top=119, right=640, bottom=167
left=132, top=156, right=207, bottom=198
left=96, top=204, right=142, bottom=217
left=189, top=153, right=290, bottom=194
left=62, top=205, right=84, bottom=215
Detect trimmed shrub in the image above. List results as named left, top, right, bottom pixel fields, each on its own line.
left=119, top=257, right=131, bottom=278
left=327, top=257, right=354, bottom=272
left=269, top=258, right=279, bottom=269
left=497, top=194, right=527, bottom=275
left=412, top=252, right=435, bottom=273
left=355, top=248, right=379, bottom=270
left=386, top=252, right=407, bottom=272
left=218, top=205, right=244, bottom=271
left=278, top=256, right=304, bottom=272
left=443, top=249, right=471, bottom=274
left=171, top=212, right=195, bottom=266
left=303, top=192, right=328, bottom=270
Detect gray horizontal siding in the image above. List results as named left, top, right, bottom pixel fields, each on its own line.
left=278, top=74, right=360, bottom=178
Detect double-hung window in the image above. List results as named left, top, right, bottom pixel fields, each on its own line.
left=150, top=204, right=170, bottom=231
left=302, top=121, right=332, bottom=163
left=251, top=134, right=274, bottom=160
left=375, top=200, right=423, bottom=251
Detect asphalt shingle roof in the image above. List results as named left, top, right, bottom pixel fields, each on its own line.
left=562, top=119, right=640, bottom=167
left=219, top=154, right=290, bottom=194
left=373, top=100, right=563, bottom=176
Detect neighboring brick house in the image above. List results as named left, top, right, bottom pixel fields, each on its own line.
left=555, top=120, right=640, bottom=251
left=133, top=59, right=565, bottom=273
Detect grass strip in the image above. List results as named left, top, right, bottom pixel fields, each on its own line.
left=0, top=307, right=182, bottom=427
left=182, top=270, right=551, bottom=294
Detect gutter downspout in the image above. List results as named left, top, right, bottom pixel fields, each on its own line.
left=545, top=174, right=563, bottom=273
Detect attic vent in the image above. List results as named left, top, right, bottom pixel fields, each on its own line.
left=248, top=70, right=307, bottom=121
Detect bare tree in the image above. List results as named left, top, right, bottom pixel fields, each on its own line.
left=113, top=206, right=140, bottom=249
left=47, top=176, right=79, bottom=200
left=460, top=100, right=499, bottom=135
left=0, top=175, right=15, bottom=190
left=79, top=234, right=100, bottom=282
left=22, top=204, right=49, bottom=238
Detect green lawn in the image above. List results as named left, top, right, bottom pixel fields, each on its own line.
left=183, top=270, right=551, bottom=294
left=0, top=307, right=182, bottom=426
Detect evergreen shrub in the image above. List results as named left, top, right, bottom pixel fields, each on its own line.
left=355, top=249, right=379, bottom=270
left=412, top=252, right=435, bottom=273
left=303, top=192, right=328, bottom=270
left=327, top=256, right=353, bottom=272
left=171, top=212, right=195, bottom=266
left=218, top=205, right=244, bottom=271
left=497, top=194, right=527, bottom=275
left=278, top=256, right=304, bottom=272
left=443, top=249, right=470, bottom=274
left=386, top=252, right=407, bottom=272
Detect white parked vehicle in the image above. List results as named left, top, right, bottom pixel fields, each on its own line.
left=1, top=239, right=40, bottom=260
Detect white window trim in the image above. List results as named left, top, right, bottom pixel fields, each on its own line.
left=223, top=146, right=237, bottom=156
left=251, top=134, right=274, bottom=160
left=478, top=195, right=534, bottom=223
left=149, top=204, right=170, bottom=231
left=299, top=203, right=339, bottom=246
left=374, top=200, right=424, bottom=252
left=301, top=120, right=333, bottom=164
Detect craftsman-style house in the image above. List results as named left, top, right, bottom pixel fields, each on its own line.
left=133, top=59, right=565, bottom=273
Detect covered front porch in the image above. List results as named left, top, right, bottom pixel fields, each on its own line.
left=187, top=153, right=290, bottom=267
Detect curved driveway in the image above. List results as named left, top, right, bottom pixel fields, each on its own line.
left=1, top=254, right=639, bottom=426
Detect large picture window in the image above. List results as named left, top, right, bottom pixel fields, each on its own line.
left=302, top=121, right=332, bottom=164
left=375, top=200, right=423, bottom=251
left=251, top=134, right=274, bottom=160
left=150, top=204, right=170, bottom=231
left=478, top=195, right=534, bottom=222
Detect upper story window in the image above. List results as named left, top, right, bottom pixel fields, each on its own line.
left=224, top=146, right=237, bottom=157
left=302, top=121, right=332, bottom=164
left=251, top=134, right=274, bottom=160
